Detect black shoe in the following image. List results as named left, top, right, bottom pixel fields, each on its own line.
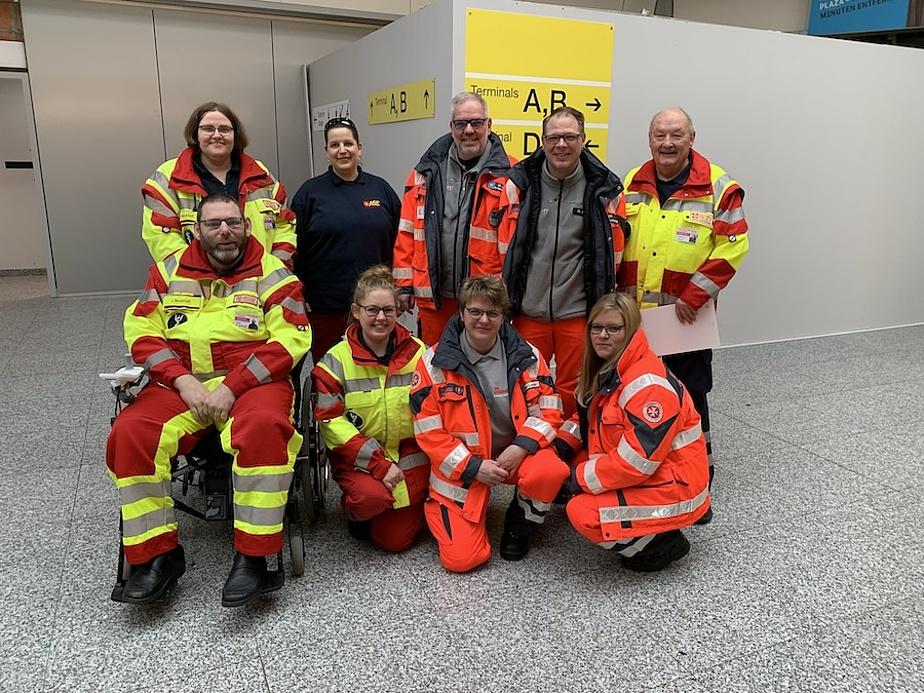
left=221, top=553, right=269, bottom=608
left=694, top=506, right=713, bottom=525
left=347, top=519, right=371, bottom=541
left=499, top=528, right=530, bottom=561
left=620, top=531, right=690, bottom=573
left=121, top=545, right=186, bottom=604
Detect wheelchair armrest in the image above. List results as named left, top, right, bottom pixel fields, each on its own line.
left=99, top=365, right=145, bottom=388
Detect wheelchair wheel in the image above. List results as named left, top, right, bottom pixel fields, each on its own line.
left=298, top=376, right=327, bottom=525
left=289, top=532, right=305, bottom=577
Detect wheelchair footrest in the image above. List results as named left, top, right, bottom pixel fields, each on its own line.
left=205, top=494, right=228, bottom=521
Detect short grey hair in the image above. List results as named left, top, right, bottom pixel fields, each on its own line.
left=649, top=107, right=694, bottom=136
left=450, top=91, right=489, bottom=118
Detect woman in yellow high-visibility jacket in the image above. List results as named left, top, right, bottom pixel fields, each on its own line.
left=311, top=266, right=428, bottom=551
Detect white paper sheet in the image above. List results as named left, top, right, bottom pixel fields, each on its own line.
left=640, top=300, right=720, bottom=356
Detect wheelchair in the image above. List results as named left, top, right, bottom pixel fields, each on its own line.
left=100, top=357, right=328, bottom=603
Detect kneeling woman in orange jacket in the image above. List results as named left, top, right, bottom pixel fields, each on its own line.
left=554, top=292, right=711, bottom=572
left=312, top=266, right=428, bottom=551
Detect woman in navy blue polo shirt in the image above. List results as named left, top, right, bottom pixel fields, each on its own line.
left=292, top=118, right=401, bottom=363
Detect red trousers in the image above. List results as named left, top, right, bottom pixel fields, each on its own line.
left=425, top=448, right=569, bottom=573
left=106, top=379, right=298, bottom=565
left=333, top=464, right=428, bottom=552
left=418, top=298, right=458, bottom=346
left=309, top=311, right=349, bottom=364
left=513, top=315, right=585, bottom=418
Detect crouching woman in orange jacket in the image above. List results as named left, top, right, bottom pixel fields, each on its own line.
left=555, top=292, right=711, bottom=572
left=312, top=266, right=428, bottom=552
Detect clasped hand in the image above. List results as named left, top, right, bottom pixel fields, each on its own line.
left=174, top=374, right=236, bottom=423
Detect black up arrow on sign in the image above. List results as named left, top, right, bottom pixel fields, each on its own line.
left=585, top=97, right=602, bottom=112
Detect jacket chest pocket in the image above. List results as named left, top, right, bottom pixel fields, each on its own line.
left=254, top=198, right=280, bottom=230
left=227, top=291, right=265, bottom=334
left=437, top=382, right=476, bottom=421
left=163, top=293, right=202, bottom=332
left=672, top=211, right=713, bottom=256
left=596, top=406, right=628, bottom=445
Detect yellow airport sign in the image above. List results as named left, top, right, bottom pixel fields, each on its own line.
left=367, top=78, right=436, bottom=125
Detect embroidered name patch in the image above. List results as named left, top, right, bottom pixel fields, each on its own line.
left=688, top=211, right=713, bottom=226
left=363, top=199, right=381, bottom=207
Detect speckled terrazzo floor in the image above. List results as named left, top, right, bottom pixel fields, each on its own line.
left=1, top=274, right=922, bottom=692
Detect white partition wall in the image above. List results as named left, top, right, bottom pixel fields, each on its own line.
left=308, top=0, right=924, bottom=345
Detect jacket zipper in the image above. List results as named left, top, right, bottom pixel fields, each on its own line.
left=548, top=179, right=563, bottom=322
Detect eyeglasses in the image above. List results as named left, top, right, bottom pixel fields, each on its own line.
left=356, top=303, right=397, bottom=318
left=589, top=323, right=625, bottom=336
left=198, top=125, right=234, bottom=136
left=199, top=217, right=244, bottom=231
left=451, top=118, right=488, bottom=132
left=542, top=133, right=583, bottom=145
left=464, top=307, right=503, bottom=321
left=325, top=117, right=356, bottom=132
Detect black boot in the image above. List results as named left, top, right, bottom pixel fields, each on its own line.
left=620, top=530, right=690, bottom=573
left=122, top=545, right=186, bottom=604
left=221, top=552, right=268, bottom=608
left=347, top=519, right=371, bottom=541
left=694, top=506, right=713, bottom=525
left=500, top=527, right=531, bottom=561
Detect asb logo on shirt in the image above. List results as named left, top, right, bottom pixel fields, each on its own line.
left=643, top=401, right=663, bottom=424
left=362, top=199, right=382, bottom=208
left=167, top=313, right=188, bottom=329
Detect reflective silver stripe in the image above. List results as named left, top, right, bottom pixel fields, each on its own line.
left=244, top=355, right=272, bottom=384
left=245, top=188, right=273, bottom=202
left=234, top=472, right=291, bottom=493
left=355, top=438, right=380, bottom=470
left=166, top=280, right=202, bottom=296
left=422, top=349, right=444, bottom=384
left=233, top=504, right=285, bottom=527
left=122, top=505, right=176, bottom=539
left=624, top=192, right=649, bottom=205
left=469, top=226, right=497, bottom=243
left=315, top=391, right=340, bottom=409
left=258, top=269, right=290, bottom=295
left=393, top=267, right=412, bottom=279
left=690, top=272, right=721, bottom=299
left=279, top=296, right=306, bottom=315
left=162, top=253, right=178, bottom=277
left=617, top=436, right=660, bottom=475
left=136, top=288, right=160, bottom=304
left=273, top=248, right=294, bottom=262
left=598, top=485, right=710, bottom=523
left=119, top=480, right=170, bottom=505
left=386, top=372, right=415, bottom=388
left=523, top=416, right=555, bottom=443
left=582, top=456, right=606, bottom=494
left=414, top=286, right=433, bottom=299
left=539, top=395, right=562, bottom=411
left=413, top=172, right=426, bottom=185
left=413, top=228, right=426, bottom=241
left=144, top=348, right=178, bottom=370
left=614, top=533, right=657, bottom=557
left=344, top=377, right=381, bottom=392
left=619, top=284, right=637, bottom=298
left=504, top=178, right=519, bottom=202
left=397, top=452, right=429, bottom=471
left=319, top=352, right=345, bottom=381
left=414, top=414, right=444, bottom=434
left=515, top=489, right=549, bottom=524
left=672, top=423, right=703, bottom=451
left=704, top=430, right=712, bottom=444
left=214, top=280, right=259, bottom=299
left=193, top=369, right=229, bottom=381
left=398, top=219, right=415, bottom=234
left=429, top=472, right=468, bottom=503
left=452, top=431, right=479, bottom=447
left=662, top=199, right=712, bottom=214
left=498, top=240, right=509, bottom=254
left=560, top=420, right=580, bottom=438
left=618, top=374, right=676, bottom=408
left=150, top=169, right=172, bottom=192
left=715, top=206, right=745, bottom=225
left=712, top=174, right=732, bottom=202
left=438, top=442, right=470, bottom=478
left=176, top=195, right=197, bottom=211
left=642, top=290, right=676, bottom=306
left=144, top=193, right=175, bottom=218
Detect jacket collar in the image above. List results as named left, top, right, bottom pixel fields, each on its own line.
left=175, top=235, right=265, bottom=282
left=345, top=321, right=419, bottom=374
left=596, top=328, right=654, bottom=394
left=169, top=147, right=274, bottom=196
left=415, top=132, right=512, bottom=178
left=627, top=149, right=712, bottom=198
left=509, top=147, right=622, bottom=195
left=432, top=314, right=536, bottom=374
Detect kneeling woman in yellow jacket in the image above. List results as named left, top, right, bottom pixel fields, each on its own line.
left=555, top=292, right=711, bottom=572
left=312, top=266, right=428, bottom=551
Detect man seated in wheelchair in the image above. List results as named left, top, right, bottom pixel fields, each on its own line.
left=106, top=192, right=311, bottom=607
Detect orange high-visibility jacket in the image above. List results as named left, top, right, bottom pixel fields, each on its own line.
left=124, top=236, right=310, bottom=397
left=410, top=317, right=564, bottom=522
left=141, top=147, right=297, bottom=268
left=556, top=329, right=710, bottom=539
left=618, top=149, right=748, bottom=310
left=392, top=133, right=516, bottom=310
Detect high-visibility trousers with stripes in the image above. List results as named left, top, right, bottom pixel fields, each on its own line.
left=105, top=378, right=300, bottom=565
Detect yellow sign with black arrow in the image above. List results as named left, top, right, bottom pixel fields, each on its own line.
left=367, top=78, right=436, bottom=125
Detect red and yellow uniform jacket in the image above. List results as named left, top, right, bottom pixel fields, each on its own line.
left=556, top=329, right=710, bottom=539
left=124, top=235, right=310, bottom=396
left=392, top=133, right=516, bottom=310
left=141, top=147, right=297, bottom=268
left=410, top=317, right=564, bottom=522
left=312, top=323, right=429, bottom=504
left=618, top=149, right=748, bottom=310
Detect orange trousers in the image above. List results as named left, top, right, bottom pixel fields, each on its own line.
left=513, top=315, right=585, bottom=418
left=333, top=464, right=428, bottom=553
left=424, top=448, right=569, bottom=573
left=418, top=298, right=458, bottom=346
